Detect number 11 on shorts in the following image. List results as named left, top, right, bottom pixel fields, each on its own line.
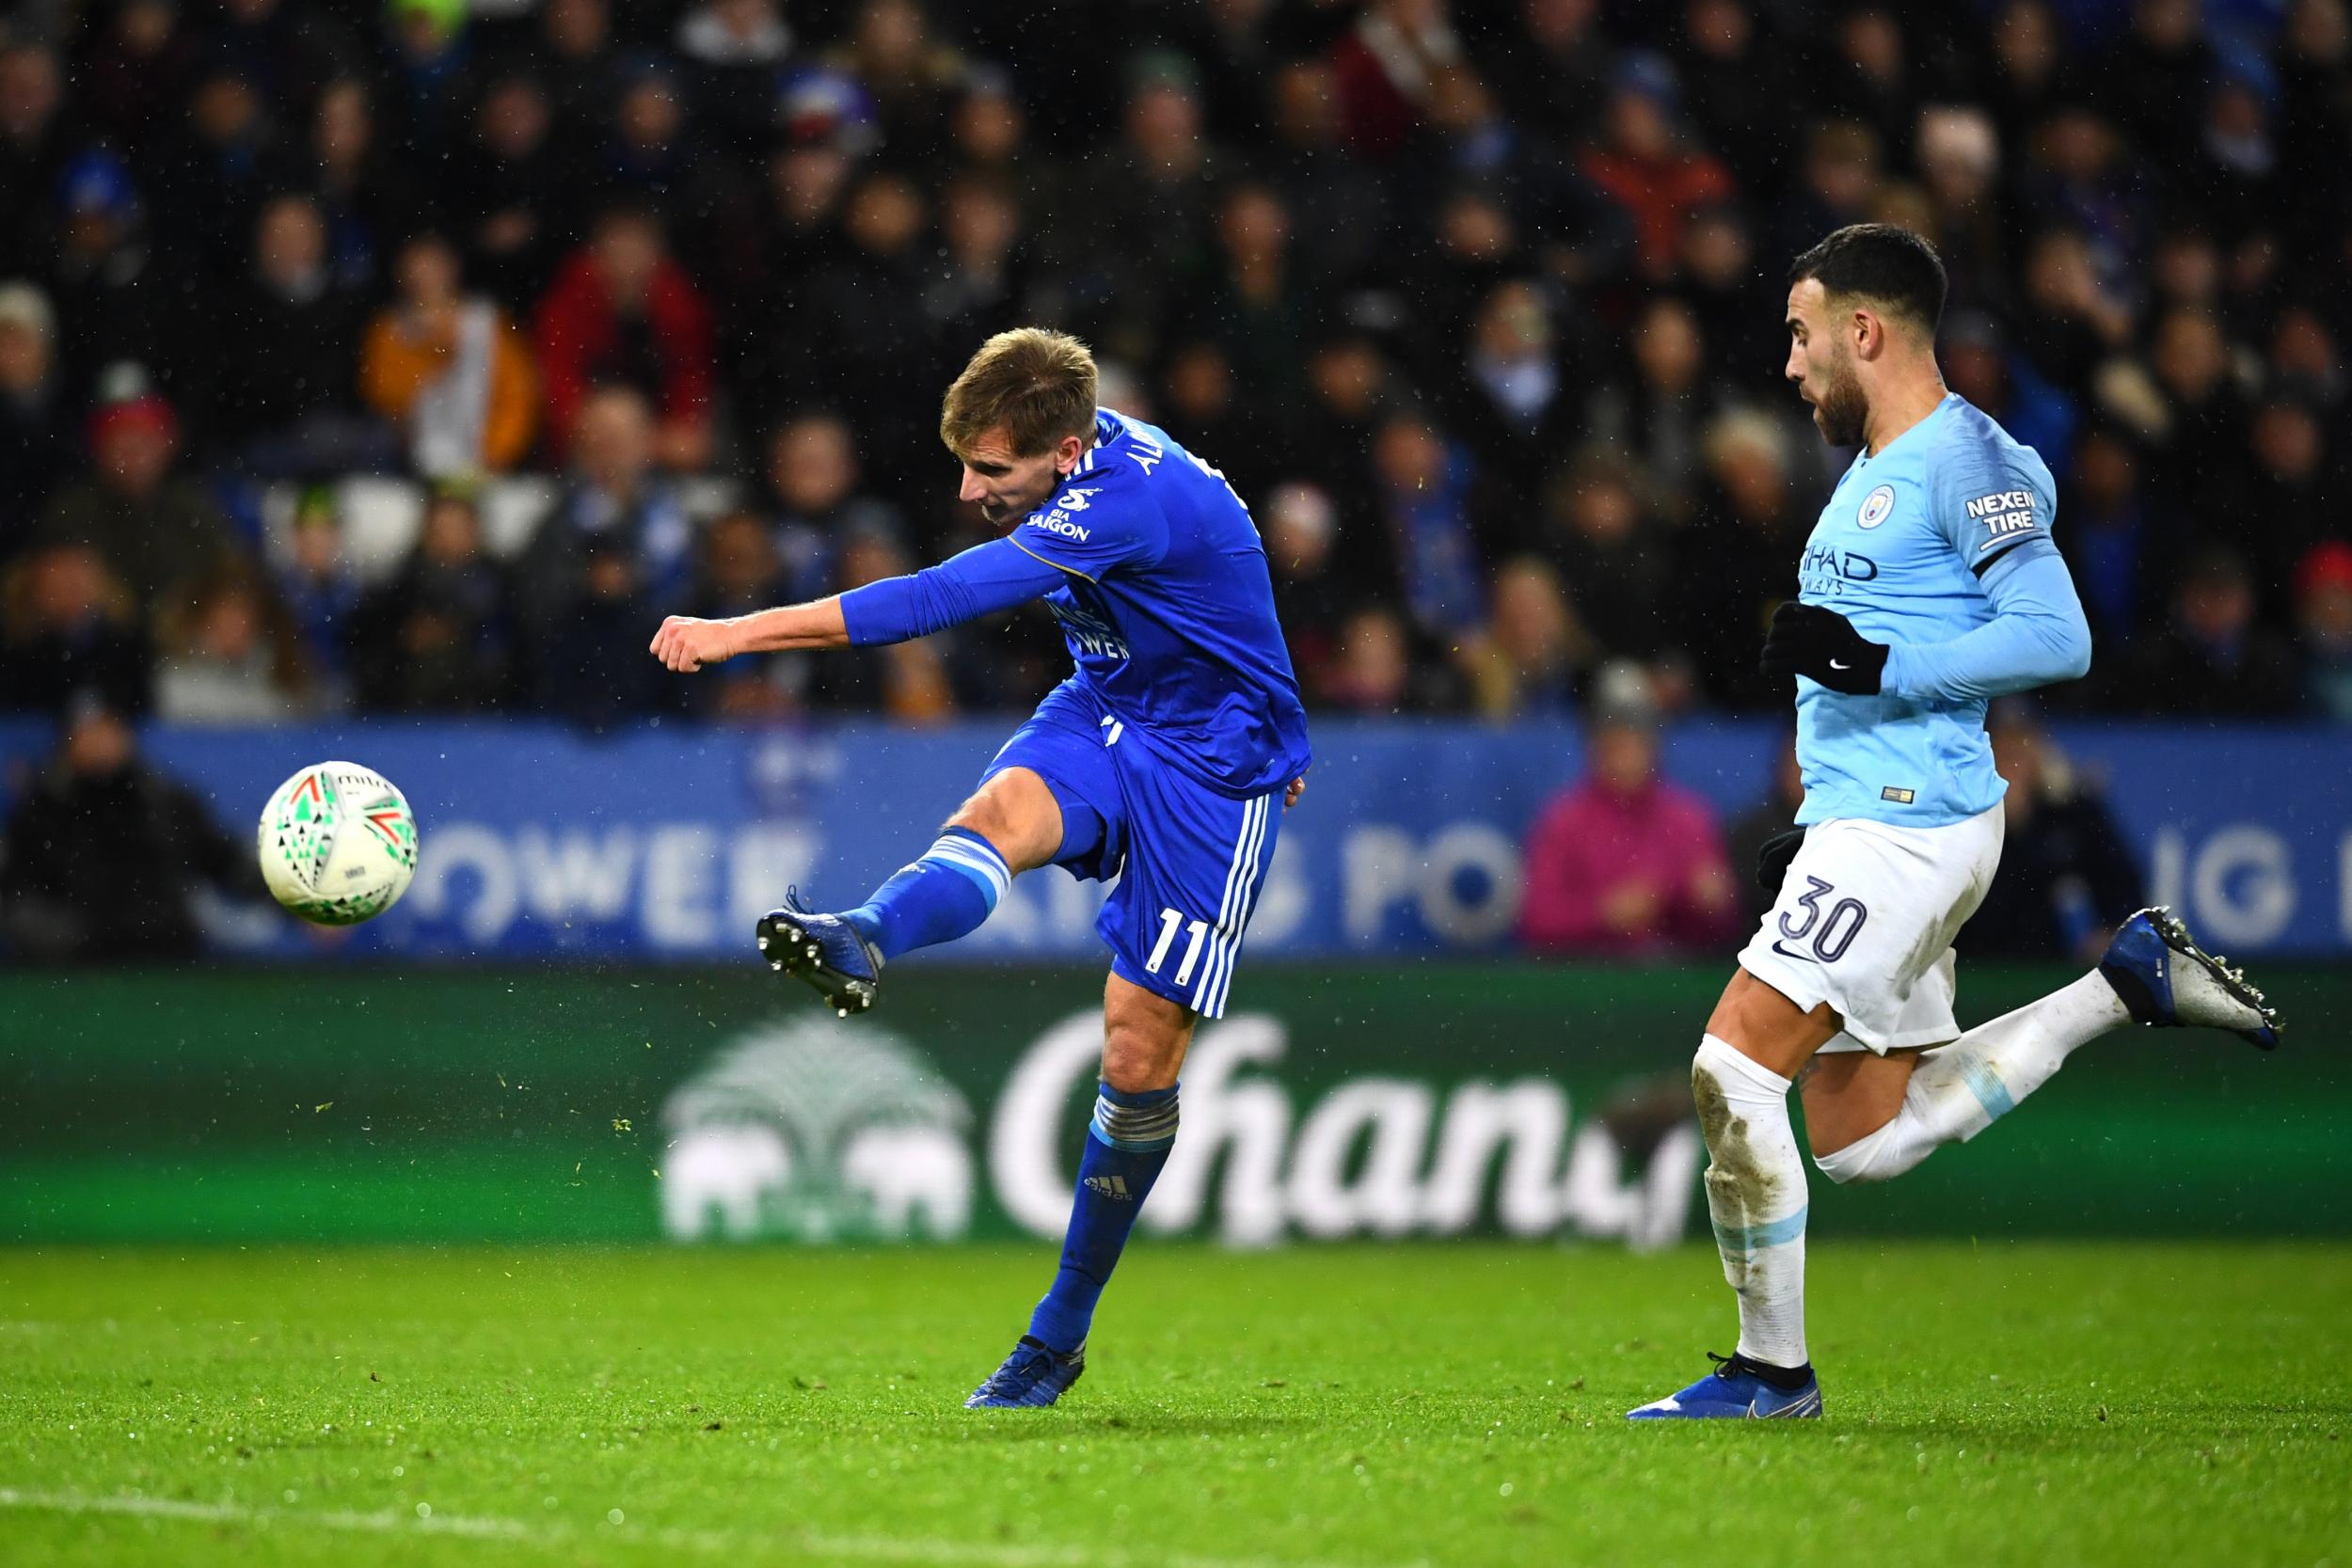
left=1146, top=906, right=1211, bottom=984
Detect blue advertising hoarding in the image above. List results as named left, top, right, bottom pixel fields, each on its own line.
left=2, top=717, right=2347, bottom=959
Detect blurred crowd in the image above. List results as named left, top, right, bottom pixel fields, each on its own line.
left=0, top=0, right=2348, bottom=732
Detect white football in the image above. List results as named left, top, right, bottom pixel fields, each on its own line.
left=257, top=761, right=420, bottom=927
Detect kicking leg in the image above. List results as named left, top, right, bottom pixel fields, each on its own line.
left=757, top=767, right=1088, bottom=1015
left=969, top=974, right=1193, bottom=1409
left=1629, top=967, right=1836, bottom=1419
left=1809, top=908, right=2280, bottom=1185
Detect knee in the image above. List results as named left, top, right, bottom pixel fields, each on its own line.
left=1102, top=1022, right=1184, bottom=1095
left=1812, top=1118, right=1899, bottom=1185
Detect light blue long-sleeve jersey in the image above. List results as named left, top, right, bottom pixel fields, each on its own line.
left=1793, top=392, right=2092, bottom=828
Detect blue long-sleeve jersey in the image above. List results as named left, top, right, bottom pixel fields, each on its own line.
left=1793, top=392, right=2092, bottom=828
left=839, top=409, right=1311, bottom=800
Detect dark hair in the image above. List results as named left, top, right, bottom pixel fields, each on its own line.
left=1788, top=223, right=1947, bottom=335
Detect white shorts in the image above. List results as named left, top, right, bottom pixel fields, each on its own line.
left=1736, top=804, right=2004, bottom=1055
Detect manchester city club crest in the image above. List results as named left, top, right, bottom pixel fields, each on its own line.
left=1858, top=483, right=1896, bottom=529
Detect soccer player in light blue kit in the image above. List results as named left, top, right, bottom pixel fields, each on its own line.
left=1630, top=226, right=2282, bottom=1420
left=650, top=328, right=1310, bottom=1408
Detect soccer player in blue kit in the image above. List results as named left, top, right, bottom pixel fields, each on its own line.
left=650, top=327, right=1310, bottom=1409
left=1629, top=226, right=2283, bottom=1420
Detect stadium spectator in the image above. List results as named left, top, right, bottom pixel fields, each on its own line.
left=0, top=0, right=2340, bottom=731
left=0, top=700, right=264, bottom=963
left=1581, top=55, right=1735, bottom=280
left=1672, top=0, right=1800, bottom=199
left=518, top=385, right=692, bottom=645
left=1476, top=555, right=1588, bottom=721
left=533, top=206, right=714, bottom=469
left=0, top=40, right=73, bottom=282
left=1722, top=729, right=1806, bottom=928
left=208, top=193, right=384, bottom=476
left=44, top=150, right=181, bottom=410
left=1962, top=705, right=2145, bottom=964
left=152, top=563, right=315, bottom=725
left=2298, top=541, right=2352, bottom=724
left=361, top=233, right=539, bottom=478
left=157, top=61, right=280, bottom=276
left=1319, top=605, right=1419, bottom=715
left=348, top=489, right=516, bottom=713
left=40, top=390, right=238, bottom=620
left=1518, top=664, right=1739, bottom=958
left=2058, top=423, right=2174, bottom=651
left=1447, top=279, right=1583, bottom=533
left=597, top=53, right=707, bottom=232
left=1372, top=410, right=1486, bottom=642
left=1939, top=311, right=2074, bottom=479
left=535, top=537, right=686, bottom=731
left=1259, top=58, right=1391, bottom=291
left=1061, top=51, right=1226, bottom=361
left=1583, top=294, right=1733, bottom=517
left=685, top=507, right=801, bottom=722
left=803, top=525, right=957, bottom=722
left=922, top=172, right=1036, bottom=368
left=296, top=77, right=421, bottom=294
left=75, top=0, right=206, bottom=168
left=0, top=281, right=72, bottom=531
left=2107, top=544, right=2303, bottom=717
left=0, top=542, right=154, bottom=718
left=1323, top=0, right=1463, bottom=162
left=1485, top=0, right=1613, bottom=151
left=2207, top=395, right=2338, bottom=618
left=1156, top=341, right=1261, bottom=502
left=763, top=167, right=937, bottom=477
left=1262, top=481, right=1354, bottom=702
left=377, top=0, right=474, bottom=161
left=829, top=0, right=965, bottom=165
left=534, top=0, right=621, bottom=150
left=1683, top=410, right=1809, bottom=710
left=209, top=0, right=365, bottom=131
left=2014, top=224, right=2134, bottom=393
left=1540, top=448, right=1679, bottom=673
left=449, top=72, right=570, bottom=316
left=760, top=410, right=907, bottom=598
left=676, top=0, right=795, bottom=157
left=271, top=488, right=362, bottom=694
left=1184, top=182, right=1312, bottom=414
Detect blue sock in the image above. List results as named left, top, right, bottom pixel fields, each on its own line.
left=844, top=829, right=1009, bottom=961
left=1027, top=1082, right=1178, bottom=1354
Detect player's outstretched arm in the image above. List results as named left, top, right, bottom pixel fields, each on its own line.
left=835, top=535, right=1069, bottom=646
left=650, top=535, right=1072, bottom=673
left=649, top=599, right=849, bottom=672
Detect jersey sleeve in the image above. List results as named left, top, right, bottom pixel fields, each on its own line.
left=1933, top=447, right=2060, bottom=587
left=1005, top=470, right=1167, bottom=582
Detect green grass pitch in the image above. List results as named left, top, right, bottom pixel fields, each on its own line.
left=4, top=1243, right=2348, bottom=1567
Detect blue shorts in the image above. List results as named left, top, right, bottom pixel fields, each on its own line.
left=982, top=680, right=1279, bottom=1019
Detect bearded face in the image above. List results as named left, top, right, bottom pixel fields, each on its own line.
left=1809, top=338, right=1870, bottom=448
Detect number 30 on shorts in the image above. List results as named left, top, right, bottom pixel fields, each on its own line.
left=1777, top=875, right=1869, bottom=962
left=1145, top=906, right=1212, bottom=985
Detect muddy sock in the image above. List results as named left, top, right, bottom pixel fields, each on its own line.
left=1692, top=1034, right=1808, bottom=1370
left=1814, top=972, right=2128, bottom=1185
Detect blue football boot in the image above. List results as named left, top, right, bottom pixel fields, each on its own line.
left=964, top=1337, right=1086, bottom=1409
left=755, top=890, right=882, bottom=1018
left=1628, top=1352, right=1822, bottom=1420
left=2099, top=906, right=2280, bottom=1050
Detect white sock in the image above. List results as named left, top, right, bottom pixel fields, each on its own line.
left=1692, top=1034, right=1808, bottom=1370
left=1815, top=971, right=2131, bottom=1185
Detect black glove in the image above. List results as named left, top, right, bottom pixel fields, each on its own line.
left=1756, top=825, right=1807, bottom=896
left=1760, top=600, right=1888, bottom=695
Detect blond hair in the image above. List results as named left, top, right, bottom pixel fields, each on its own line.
left=940, top=327, right=1098, bottom=459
